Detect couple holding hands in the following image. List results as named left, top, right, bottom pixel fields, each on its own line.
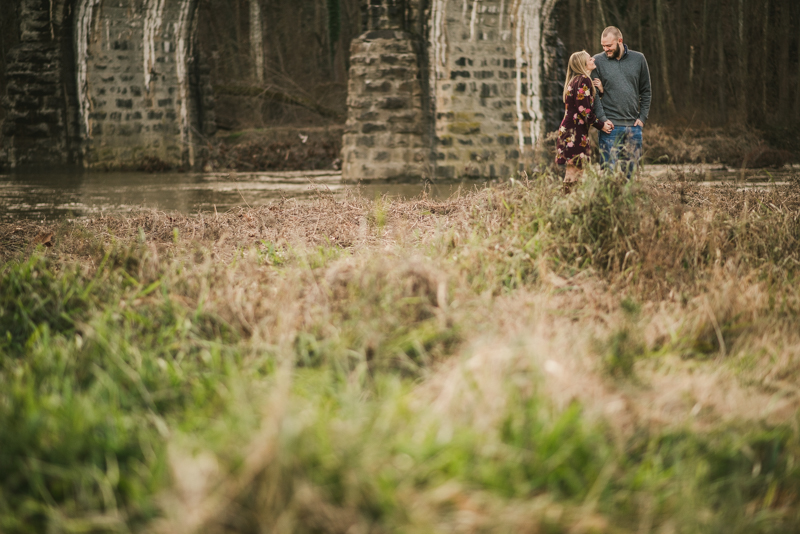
left=555, top=26, right=652, bottom=193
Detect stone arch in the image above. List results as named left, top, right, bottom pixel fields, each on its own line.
left=2, top=0, right=215, bottom=170
left=540, top=0, right=568, bottom=135
left=60, top=0, right=83, bottom=166
left=427, top=0, right=562, bottom=178
left=73, top=0, right=206, bottom=169
left=341, top=0, right=566, bottom=181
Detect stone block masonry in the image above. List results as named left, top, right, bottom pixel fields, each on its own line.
left=2, top=0, right=215, bottom=170
left=342, top=0, right=562, bottom=181
left=2, top=0, right=78, bottom=168
left=76, top=0, right=206, bottom=169
left=4, top=0, right=557, bottom=176
left=341, top=31, right=430, bottom=182
left=428, top=0, right=557, bottom=179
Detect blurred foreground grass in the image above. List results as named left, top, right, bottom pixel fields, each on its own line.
left=2, top=170, right=800, bottom=533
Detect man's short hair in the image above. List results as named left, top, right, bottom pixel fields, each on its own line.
left=602, top=26, right=623, bottom=40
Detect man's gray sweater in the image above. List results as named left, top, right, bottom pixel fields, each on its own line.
left=591, top=45, right=651, bottom=127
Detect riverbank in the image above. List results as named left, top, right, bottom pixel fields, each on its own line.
left=199, top=126, right=345, bottom=173
left=642, top=124, right=800, bottom=168
left=2, top=171, right=800, bottom=532
left=2, top=124, right=797, bottom=175
left=196, top=124, right=798, bottom=174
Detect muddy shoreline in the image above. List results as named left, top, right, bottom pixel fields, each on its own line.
left=202, top=124, right=800, bottom=174
left=1, top=125, right=798, bottom=175
left=1, top=163, right=797, bottom=222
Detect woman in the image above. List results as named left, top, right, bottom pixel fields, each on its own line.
left=555, top=51, right=611, bottom=193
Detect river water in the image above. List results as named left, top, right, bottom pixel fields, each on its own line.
left=0, top=170, right=486, bottom=221
left=0, top=164, right=796, bottom=221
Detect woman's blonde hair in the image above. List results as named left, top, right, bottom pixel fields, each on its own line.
left=562, top=50, right=595, bottom=103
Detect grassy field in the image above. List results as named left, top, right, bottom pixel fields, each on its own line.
left=2, top=170, right=800, bottom=533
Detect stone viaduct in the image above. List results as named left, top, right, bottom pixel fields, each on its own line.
left=2, top=0, right=564, bottom=179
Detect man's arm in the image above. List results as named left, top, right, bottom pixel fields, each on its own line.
left=590, top=68, right=608, bottom=123
left=637, top=56, right=652, bottom=127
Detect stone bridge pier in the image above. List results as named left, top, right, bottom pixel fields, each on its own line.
left=2, top=0, right=561, bottom=177
left=342, top=0, right=564, bottom=181
left=2, top=0, right=215, bottom=170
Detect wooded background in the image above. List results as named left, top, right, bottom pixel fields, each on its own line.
left=196, top=0, right=360, bottom=127
left=554, top=0, right=800, bottom=129
left=197, top=0, right=800, bottom=133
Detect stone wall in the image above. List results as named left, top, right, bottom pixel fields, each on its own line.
left=76, top=0, right=213, bottom=169
left=342, top=0, right=431, bottom=182
left=2, top=0, right=559, bottom=176
left=1, top=0, right=215, bottom=170
left=342, top=0, right=562, bottom=181
left=342, top=32, right=429, bottom=182
left=2, top=0, right=79, bottom=168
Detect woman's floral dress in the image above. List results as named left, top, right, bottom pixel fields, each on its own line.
left=555, top=74, right=604, bottom=168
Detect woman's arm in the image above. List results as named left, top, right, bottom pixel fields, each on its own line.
left=563, top=77, right=576, bottom=110
left=576, top=76, right=605, bottom=130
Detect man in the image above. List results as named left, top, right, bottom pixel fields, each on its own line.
left=591, top=26, right=651, bottom=178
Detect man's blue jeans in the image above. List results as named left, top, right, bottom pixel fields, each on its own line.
left=598, top=125, right=642, bottom=179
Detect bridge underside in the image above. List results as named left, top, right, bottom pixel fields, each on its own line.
left=2, top=0, right=215, bottom=170
left=342, top=0, right=564, bottom=181
left=2, top=0, right=561, bottom=177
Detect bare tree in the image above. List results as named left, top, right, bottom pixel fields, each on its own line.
left=716, top=12, right=726, bottom=120
left=796, top=1, right=800, bottom=119
left=655, top=0, right=676, bottom=114
left=596, top=0, right=607, bottom=30
left=762, top=0, right=769, bottom=118
left=777, top=2, right=791, bottom=112
left=736, top=0, right=747, bottom=122
left=250, top=0, right=265, bottom=83
left=552, top=0, right=799, bottom=126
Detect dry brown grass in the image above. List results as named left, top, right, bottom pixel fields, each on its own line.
left=3, top=171, right=800, bottom=533
left=644, top=125, right=750, bottom=166
left=0, top=190, right=467, bottom=260
left=644, top=125, right=799, bottom=168
left=3, top=176, right=800, bottom=420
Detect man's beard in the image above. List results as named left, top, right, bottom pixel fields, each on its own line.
left=606, top=43, right=622, bottom=58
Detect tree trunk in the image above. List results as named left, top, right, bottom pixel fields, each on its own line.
left=565, top=0, right=573, bottom=50
left=637, top=0, right=643, bottom=49
left=596, top=0, right=607, bottom=34
left=326, top=0, right=341, bottom=75
left=655, top=0, right=676, bottom=113
left=796, top=1, right=800, bottom=120
left=268, top=0, right=287, bottom=76
left=605, top=0, right=622, bottom=27
left=736, top=0, right=747, bottom=124
left=589, top=0, right=600, bottom=45
left=250, top=0, right=265, bottom=83
left=234, top=0, right=243, bottom=78
left=580, top=0, right=590, bottom=49
left=777, top=2, right=791, bottom=112
left=717, top=14, right=726, bottom=121
left=699, top=0, right=708, bottom=100
left=340, top=0, right=356, bottom=73
left=761, top=0, right=768, bottom=119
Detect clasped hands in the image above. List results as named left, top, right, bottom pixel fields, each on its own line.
left=601, top=119, right=643, bottom=134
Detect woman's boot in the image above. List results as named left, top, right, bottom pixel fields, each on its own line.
left=563, top=165, right=580, bottom=194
